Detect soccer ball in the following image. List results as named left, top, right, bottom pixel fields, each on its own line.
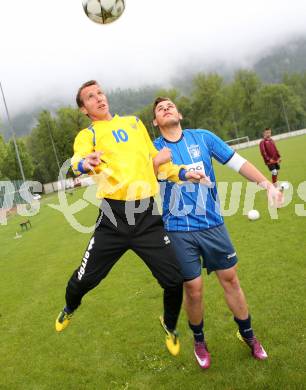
left=82, top=0, right=125, bottom=25
left=247, top=209, right=260, bottom=221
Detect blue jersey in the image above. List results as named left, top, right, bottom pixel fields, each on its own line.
left=154, top=129, right=235, bottom=231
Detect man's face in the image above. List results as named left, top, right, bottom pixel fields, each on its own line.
left=80, top=84, right=111, bottom=121
left=263, top=129, right=272, bottom=139
left=153, top=100, right=182, bottom=128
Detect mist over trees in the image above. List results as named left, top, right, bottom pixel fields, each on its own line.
left=254, top=38, right=306, bottom=83
left=2, top=66, right=306, bottom=184
left=2, top=37, right=306, bottom=183
left=137, top=69, right=306, bottom=141
left=3, top=36, right=306, bottom=139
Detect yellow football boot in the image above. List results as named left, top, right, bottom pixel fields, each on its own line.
left=159, top=316, right=180, bottom=356
left=55, top=309, right=73, bottom=332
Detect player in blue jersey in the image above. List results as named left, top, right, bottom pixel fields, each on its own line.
left=152, top=97, right=283, bottom=369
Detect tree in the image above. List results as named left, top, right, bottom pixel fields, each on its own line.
left=108, top=86, right=159, bottom=115
left=253, top=84, right=306, bottom=136
left=54, top=107, right=90, bottom=165
left=283, top=72, right=306, bottom=111
left=5, top=138, right=34, bottom=180
left=0, top=134, right=7, bottom=179
left=27, top=108, right=90, bottom=183
left=190, top=73, right=228, bottom=138
left=228, top=70, right=262, bottom=139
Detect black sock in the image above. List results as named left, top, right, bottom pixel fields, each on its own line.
left=234, top=315, right=254, bottom=340
left=163, top=285, right=183, bottom=331
left=64, top=306, right=73, bottom=314
left=189, top=320, right=205, bottom=343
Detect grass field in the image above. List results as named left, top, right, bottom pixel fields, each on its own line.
left=1, top=135, right=306, bottom=390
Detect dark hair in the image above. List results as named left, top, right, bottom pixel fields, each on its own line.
left=264, top=127, right=271, bottom=131
left=152, top=96, right=171, bottom=118
left=76, top=80, right=98, bottom=108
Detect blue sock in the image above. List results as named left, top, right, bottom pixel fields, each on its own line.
left=234, top=315, right=254, bottom=340
left=189, top=320, right=205, bottom=343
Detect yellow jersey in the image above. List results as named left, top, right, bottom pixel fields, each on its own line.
left=71, top=115, right=183, bottom=200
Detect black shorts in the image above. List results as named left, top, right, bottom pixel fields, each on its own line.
left=268, top=163, right=280, bottom=171
left=70, top=197, right=183, bottom=291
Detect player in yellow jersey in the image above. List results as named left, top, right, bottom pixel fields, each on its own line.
left=55, top=80, right=204, bottom=357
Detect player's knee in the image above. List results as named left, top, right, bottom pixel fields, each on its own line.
left=221, top=273, right=240, bottom=292
left=164, top=278, right=183, bottom=290
left=161, top=271, right=184, bottom=289
left=163, top=284, right=183, bottom=306
left=185, top=286, right=202, bottom=302
left=184, top=279, right=202, bottom=301
left=67, top=272, right=95, bottom=294
left=227, top=276, right=241, bottom=292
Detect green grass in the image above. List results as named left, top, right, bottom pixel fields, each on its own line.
left=1, top=135, right=306, bottom=389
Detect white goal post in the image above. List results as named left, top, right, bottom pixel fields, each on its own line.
left=225, top=136, right=250, bottom=149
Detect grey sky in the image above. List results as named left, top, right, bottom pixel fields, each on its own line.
left=1, top=0, right=306, bottom=116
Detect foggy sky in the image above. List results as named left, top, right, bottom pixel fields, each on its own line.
left=1, top=0, right=306, bottom=117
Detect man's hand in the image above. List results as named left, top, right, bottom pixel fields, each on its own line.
left=266, top=183, right=284, bottom=208
left=185, top=171, right=212, bottom=185
left=83, top=151, right=103, bottom=172
left=153, top=147, right=172, bottom=176
left=154, top=147, right=172, bottom=166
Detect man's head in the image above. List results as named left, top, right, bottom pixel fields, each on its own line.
left=76, top=80, right=112, bottom=121
left=152, top=97, right=183, bottom=129
left=263, top=127, right=272, bottom=139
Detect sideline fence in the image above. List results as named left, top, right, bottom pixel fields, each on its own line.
left=228, top=128, right=306, bottom=150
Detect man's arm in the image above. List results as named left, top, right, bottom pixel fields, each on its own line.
left=239, top=160, right=284, bottom=207
left=152, top=141, right=209, bottom=183
left=71, top=129, right=105, bottom=175
left=71, top=130, right=95, bottom=175
left=153, top=147, right=172, bottom=176
left=225, top=153, right=283, bottom=207
left=138, top=118, right=187, bottom=182
left=81, top=151, right=103, bottom=172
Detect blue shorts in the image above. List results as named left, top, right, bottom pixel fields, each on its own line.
left=168, top=224, right=238, bottom=280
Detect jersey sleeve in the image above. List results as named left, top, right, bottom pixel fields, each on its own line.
left=205, top=131, right=235, bottom=164
left=71, top=129, right=95, bottom=176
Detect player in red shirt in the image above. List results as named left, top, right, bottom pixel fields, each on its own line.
left=259, top=128, right=281, bottom=185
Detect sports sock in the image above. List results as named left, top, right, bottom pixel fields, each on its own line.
left=163, top=285, right=183, bottom=331
left=64, top=306, right=74, bottom=314
left=234, top=315, right=254, bottom=340
left=272, top=174, right=278, bottom=184
left=189, top=320, right=205, bottom=343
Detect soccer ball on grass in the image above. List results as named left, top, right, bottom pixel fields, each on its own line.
left=247, top=209, right=260, bottom=221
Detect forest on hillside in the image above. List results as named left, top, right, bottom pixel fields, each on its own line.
left=1, top=67, right=306, bottom=184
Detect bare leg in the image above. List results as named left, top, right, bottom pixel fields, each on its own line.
left=184, top=275, right=203, bottom=325
left=215, top=265, right=248, bottom=319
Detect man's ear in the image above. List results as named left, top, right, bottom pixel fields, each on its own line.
left=80, top=106, right=88, bottom=116
left=153, top=118, right=158, bottom=127
left=179, top=112, right=183, bottom=120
